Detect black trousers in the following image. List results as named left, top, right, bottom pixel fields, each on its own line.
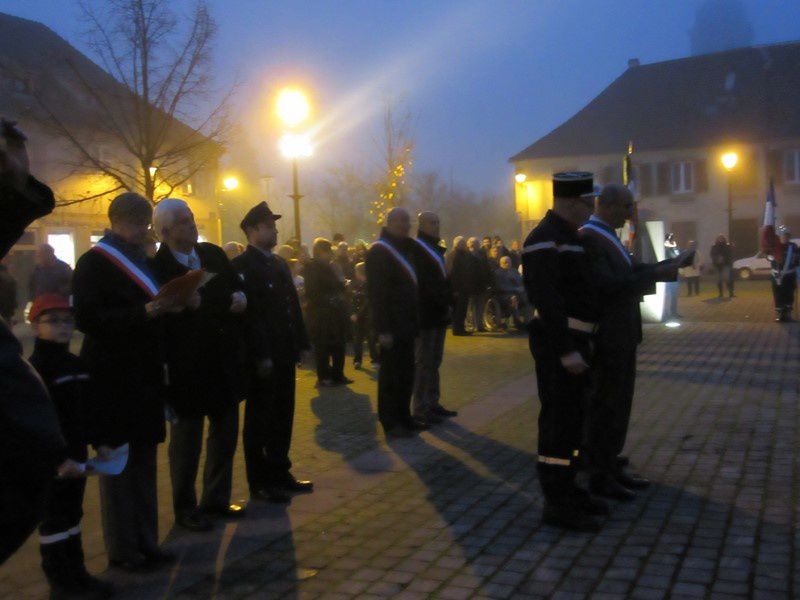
left=686, top=277, right=700, bottom=296
left=353, top=315, right=377, bottom=364
left=314, top=342, right=345, bottom=381
left=530, top=327, right=592, bottom=504
left=585, top=343, right=638, bottom=477
left=168, top=404, right=239, bottom=515
left=0, top=470, right=49, bottom=564
left=452, top=293, right=469, bottom=333
left=39, top=477, right=87, bottom=587
left=244, top=361, right=295, bottom=492
left=377, top=337, right=415, bottom=431
left=99, top=442, right=159, bottom=562
left=40, top=477, right=86, bottom=537
left=772, top=277, right=796, bottom=311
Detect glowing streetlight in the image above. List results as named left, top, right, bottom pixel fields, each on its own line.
left=721, top=151, right=738, bottom=172
left=720, top=151, right=739, bottom=242
left=148, top=166, right=158, bottom=178
left=222, top=176, right=240, bottom=191
left=276, top=88, right=311, bottom=128
left=514, top=173, right=527, bottom=184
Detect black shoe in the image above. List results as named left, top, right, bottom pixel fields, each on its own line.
left=424, top=412, right=444, bottom=425
left=452, top=331, right=472, bottom=336
left=590, top=476, right=637, bottom=502
left=409, top=417, right=430, bottom=431
left=142, top=549, right=177, bottom=568
left=616, top=455, right=630, bottom=468
left=176, top=509, right=213, bottom=532
left=315, top=379, right=334, bottom=388
left=251, top=487, right=290, bottom=504
left=432, top=405, right=458, bottom=417
left=572, top=489, right=610, bottom=516
left=477, top=327, right=488, bottom=333
left=616, top=472, right=650, bottom=490
left=109, top=555, right=153, bottom=573
left=202, top=503, right=247, bottom=518
left=74, top=573, right=114, bottom=599
left=385, top=426, right=415, bottom=439
left=279, top=478, right=314, bottom=493
left=332, top=376, right=355, bottom=385
left=542, top=503, right=600, bottom=532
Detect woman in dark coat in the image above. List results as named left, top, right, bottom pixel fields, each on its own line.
left=448, top=236, right=476, bottom=336
left=304, top=238, right=352, bottom=386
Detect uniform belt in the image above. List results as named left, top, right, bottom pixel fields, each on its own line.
left=532, top=311, right=598, bottom=334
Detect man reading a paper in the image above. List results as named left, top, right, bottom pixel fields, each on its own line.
left=151, top=199, right=247, bottom=532
left=72, top=193, right=176, bottom=572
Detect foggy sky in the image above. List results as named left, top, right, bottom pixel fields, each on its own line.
left=1, top=0, right=799, bottom=197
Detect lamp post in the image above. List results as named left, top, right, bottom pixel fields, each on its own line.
left=276, top=87, right=312, bottom=243
left=279, top=133, right=313, bottom=243
left=721, top=151, right=739, bottom=242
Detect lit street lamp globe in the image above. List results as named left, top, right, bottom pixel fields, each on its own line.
left=222, top=176, right=239, bottom=191
left=721, top=151, right=738, bottom=172
left=276, top=88, right=311, bottom=127
left=279, top=133, right=313, bottom=160
left=514, top=173, right=527, bottom=184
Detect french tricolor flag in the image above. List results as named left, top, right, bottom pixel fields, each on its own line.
left=760, top=179, right=781, bottom=260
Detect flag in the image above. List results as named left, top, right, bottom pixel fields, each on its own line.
left=622, top=141, right=638, bottom=251
left=760, top=179, right=781, bottom=261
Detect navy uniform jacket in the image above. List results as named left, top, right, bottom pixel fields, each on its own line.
left=771, top=242, right=799, bottom=284
left=579, top=216, right=672, bottom=347
left=232, top=245, right=309, bottom=368
left=522, top=210, right=598, bottom=358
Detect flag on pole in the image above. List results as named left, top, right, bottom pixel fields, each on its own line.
left=622, top=141, right=638, bottom=251
left=760, top=178, right=781, bottom=261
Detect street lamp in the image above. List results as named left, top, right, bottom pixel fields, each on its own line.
left=276, top=86, right=313, bottom=243
left=222, top=176, right=240, bottom=192
left=514, top=173, right=527, bottom=184
left=279, top=133, right=313, bottom=242
left=721, top=151, right=739, bottom=242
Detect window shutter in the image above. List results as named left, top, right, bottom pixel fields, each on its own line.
left=767, top=149, right=784, bottom=184
left=638, top=164, right=653, bottom=197
left=657, top=163, right=671, bottom=195
left=694, top=159, right=708, bottom=192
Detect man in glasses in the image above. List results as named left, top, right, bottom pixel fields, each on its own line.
left=579, top=183, right=686, bottom=503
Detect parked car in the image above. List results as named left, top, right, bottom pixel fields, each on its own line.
left=733, top=238, right=800, bottom=280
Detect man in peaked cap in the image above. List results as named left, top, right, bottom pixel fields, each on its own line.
left=232, top=202, right=313, bottom=504
left=521, top=172, right=606, bottom=532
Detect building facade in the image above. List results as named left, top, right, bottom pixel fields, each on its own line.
left=511, top=42, right=800, bottom=266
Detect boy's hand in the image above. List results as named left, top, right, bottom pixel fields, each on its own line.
left=57, top=459, right=85, bottom=479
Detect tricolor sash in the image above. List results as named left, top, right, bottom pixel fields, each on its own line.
left=580, top=221, right=632, bottom=266
left=372, top=239, right=418, bottom=286
left=92, top=241, right=160, bottom=298
left=414, top=238, right=447, bottom=278
left=775, top=243, right=797, bottom=281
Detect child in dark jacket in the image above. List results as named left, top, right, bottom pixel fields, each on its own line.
left=351, top=262, right=378, bottom=368
left=28, top=294, right=113, bottom=599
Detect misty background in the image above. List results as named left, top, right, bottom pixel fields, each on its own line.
left=1, top=0, right=799, bottom=242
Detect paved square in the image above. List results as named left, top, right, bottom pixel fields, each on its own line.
left=2, top=280, right=798, bottom=599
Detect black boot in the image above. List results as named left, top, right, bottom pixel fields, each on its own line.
left=66, top=534, right=114, bottom=598
left=42, top=539, right=84, bottom=599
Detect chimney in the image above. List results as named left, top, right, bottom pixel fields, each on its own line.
left=628, top=58, right=640, bottom=69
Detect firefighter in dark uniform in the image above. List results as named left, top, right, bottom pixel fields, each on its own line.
left=233, top=202, right=313, bottom=504
left=522, top=172, right=604, bottom=532
left=770, top=225, right=799, bottom=322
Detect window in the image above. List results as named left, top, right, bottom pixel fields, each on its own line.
left=671, top=161, right=694, bottom=194
left=184, top=182, right=193, bottom=195
left=785, top=149, right=800, bottom=184
left=47, top=233, right=76, bottom=268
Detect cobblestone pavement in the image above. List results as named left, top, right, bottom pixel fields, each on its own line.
left=2, top=282, right=798, bottom=599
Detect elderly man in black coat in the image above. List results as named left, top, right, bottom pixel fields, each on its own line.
left=448, top=236, right=474, bottom=336
left=72, top=192, right=177, bottom=571
left=304, top=237, right=352, bottom=386
left=233, top=202, right=313, bottom=504
left=0, top=120, right=66, bottom=565
left=366, top=207, right=421, bottom=439
left=150, top=199, right=247, bottom=532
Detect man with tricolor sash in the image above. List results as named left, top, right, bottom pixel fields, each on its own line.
left=72, top=193, right=176, bottom=571
left=579, top=184, right=683, bottom=504
left=366, top=207, right=421, bottom=439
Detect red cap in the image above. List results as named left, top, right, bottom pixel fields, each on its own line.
left=29, top=294, right=72, bottom=323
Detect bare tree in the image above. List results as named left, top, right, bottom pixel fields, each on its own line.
left=370, top=101, right=414, bottom=223
left=39, top=0, right=231, bottom=204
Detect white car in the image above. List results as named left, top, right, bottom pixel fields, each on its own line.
left=733, top=238, right=800, bottom=280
